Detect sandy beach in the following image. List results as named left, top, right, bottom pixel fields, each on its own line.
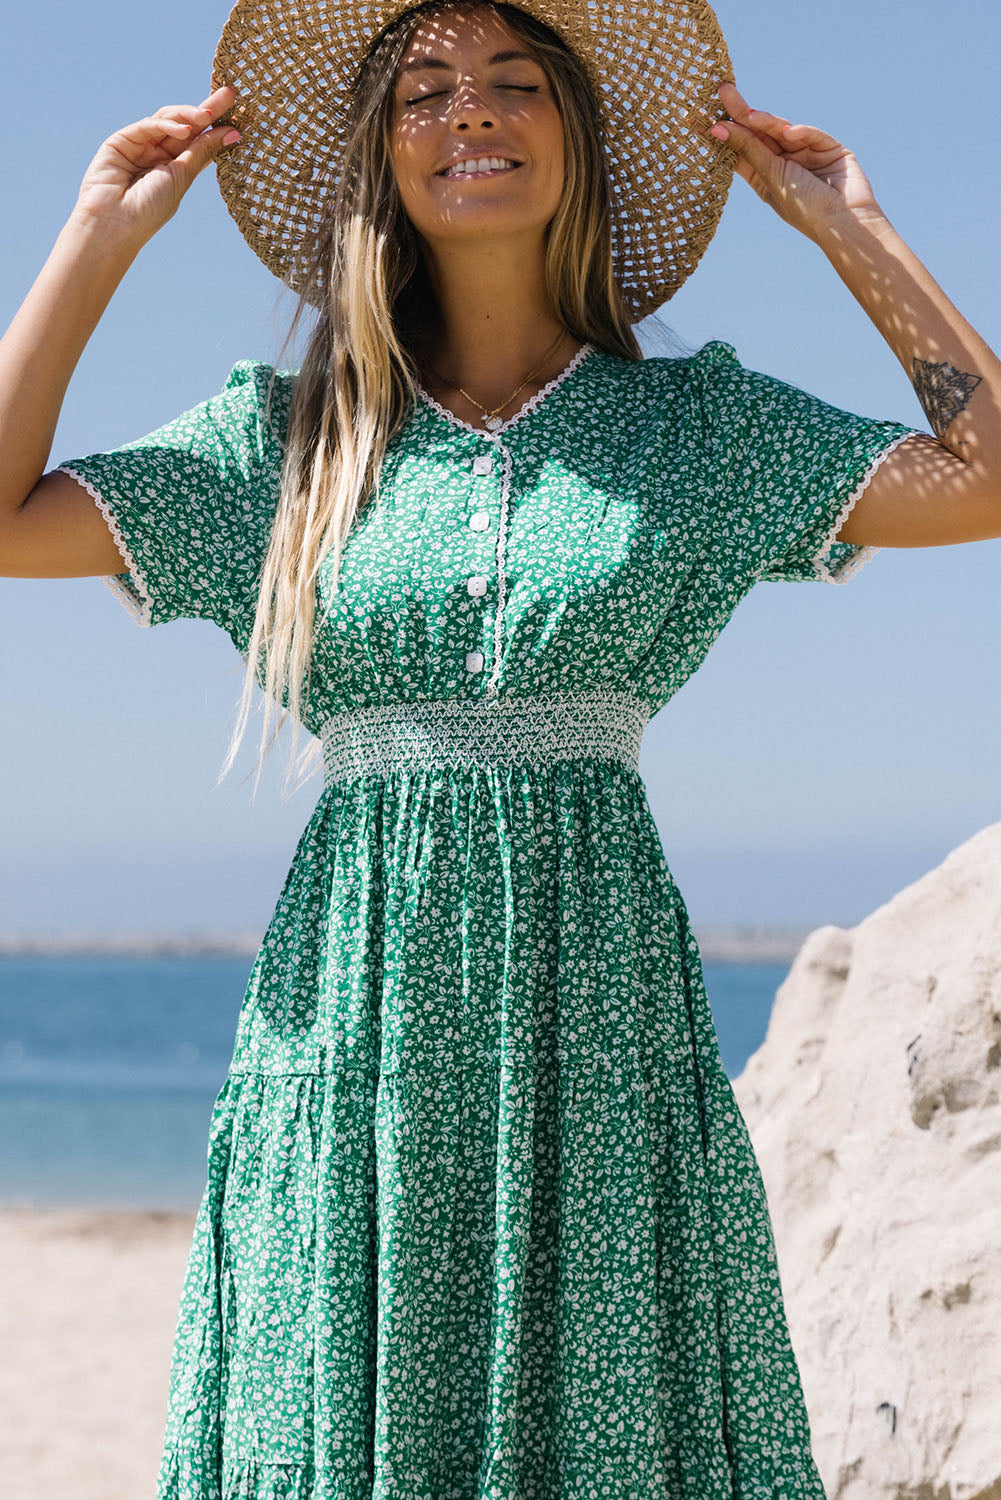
left=0, top=1206, right=197, bottom=1500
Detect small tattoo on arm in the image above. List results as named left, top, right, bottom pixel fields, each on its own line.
left=911, top=356, right=982, bottom=441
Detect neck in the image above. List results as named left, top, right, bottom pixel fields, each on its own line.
left=417, top=235, right=580, bottom=409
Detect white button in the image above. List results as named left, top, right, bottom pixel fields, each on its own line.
left=472, top=454, right=493, bottom=476
left=467, top=575, right=488, bottom=597
left=469, top=510, right=490, bottom=531
left=465, top=650, right=485, bottom=673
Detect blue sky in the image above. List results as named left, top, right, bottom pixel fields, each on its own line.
left=2, top=0, right=1000, bottom=935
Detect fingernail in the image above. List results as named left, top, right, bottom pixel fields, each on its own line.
left=710, top=123, right=730, bottom=140
left=222, top=129, right=242, bottom=145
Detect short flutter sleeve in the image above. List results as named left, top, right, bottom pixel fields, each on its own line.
left=688, top=339, right=922, bottom=584
left=55, top=360, right=292, bottom=630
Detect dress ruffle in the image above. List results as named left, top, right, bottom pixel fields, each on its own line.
left=154, top=763, right=825, bottom=1500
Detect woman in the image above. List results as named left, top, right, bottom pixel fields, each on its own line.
left=2, top=0, right=999, bottom=1493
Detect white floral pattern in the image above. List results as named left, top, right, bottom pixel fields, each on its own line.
left=56, top=339, right=922, bottom=1499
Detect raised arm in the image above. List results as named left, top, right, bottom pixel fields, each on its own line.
left=0, top=86, right=240, bottom=580
left=708, top=81, right=1001, bottom=550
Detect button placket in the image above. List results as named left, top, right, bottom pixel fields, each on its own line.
left=467, top=440, right=495, bottom=533
left=483, top=438, right=514, bottom=696
left=464, top=435, right=503, bottom=678
left=414, top=346, right=595, bottom=688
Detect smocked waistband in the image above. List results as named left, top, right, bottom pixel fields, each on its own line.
left=317, top=692, right=650, bottom=786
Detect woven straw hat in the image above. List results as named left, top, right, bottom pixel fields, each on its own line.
left=210, top=0, right=737, bottom=321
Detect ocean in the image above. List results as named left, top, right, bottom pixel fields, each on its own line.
left=0, top=955, right=789, bottom=1211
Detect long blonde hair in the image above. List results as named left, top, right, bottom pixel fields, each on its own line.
left=217, top=0, right=662, bottom=801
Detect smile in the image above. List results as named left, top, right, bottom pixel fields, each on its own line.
left=438, top=157, right=523, bottom=179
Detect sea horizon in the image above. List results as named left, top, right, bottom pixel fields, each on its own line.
left=0, top=922, right=818, bottom=963
left=1, top=950, right=796, bottom=1212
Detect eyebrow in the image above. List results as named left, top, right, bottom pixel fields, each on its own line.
left=399, top=48, right=538, bottom=75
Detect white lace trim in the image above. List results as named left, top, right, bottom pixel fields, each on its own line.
left=55, top=464, right=154, bottom=627
left=415, top=342, right=595, bottom=439
left=813, top=429, right=923, bottom=586
left=317, top=690, right=651, bottom=785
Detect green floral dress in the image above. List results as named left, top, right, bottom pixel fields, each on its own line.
left=57, top=339, right=920, bottom=1500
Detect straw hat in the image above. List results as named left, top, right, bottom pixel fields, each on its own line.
left=210, top=0, right=737, bottom=321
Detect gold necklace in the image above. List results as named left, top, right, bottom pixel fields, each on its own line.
left=426, top=328, right=570, bottom=431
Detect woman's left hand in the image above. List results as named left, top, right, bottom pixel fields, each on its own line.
left=708, top=80, right=884, bottom=241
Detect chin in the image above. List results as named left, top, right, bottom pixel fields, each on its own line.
left=418, top=195, right=558, bottom=238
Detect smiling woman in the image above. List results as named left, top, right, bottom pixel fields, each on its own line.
left=4, top=0, right=999, bottom=1494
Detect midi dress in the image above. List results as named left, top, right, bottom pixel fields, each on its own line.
left=56, top=337, right=921, bottom=1500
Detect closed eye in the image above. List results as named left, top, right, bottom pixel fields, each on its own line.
left=404, top=84, right=541, bottom=106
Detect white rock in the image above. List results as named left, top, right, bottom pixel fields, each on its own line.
left=730, top=821, right=1001, bottom=1500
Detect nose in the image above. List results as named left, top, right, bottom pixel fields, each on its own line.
left=448, top=78, right=496, bottom=132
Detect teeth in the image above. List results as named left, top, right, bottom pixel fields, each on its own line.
left=444, top=157, right=517, bottom=177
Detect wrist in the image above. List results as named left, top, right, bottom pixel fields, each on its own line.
left=60, top=208, right=147, bottom=268
left=809, top=203, right=896, bottom=252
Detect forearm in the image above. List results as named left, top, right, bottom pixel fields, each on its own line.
left=812, top=207, right=1001, bottom=478
left=0, top=214, right=141, bottom=515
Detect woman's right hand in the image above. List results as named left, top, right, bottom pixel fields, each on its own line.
left=70, top=85, right=242, bottom=249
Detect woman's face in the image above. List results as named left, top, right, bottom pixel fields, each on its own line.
left=389, top=5, right=566, bottom=251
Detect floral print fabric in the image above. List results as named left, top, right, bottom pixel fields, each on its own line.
left=57, top=340, right=921, bottom=1499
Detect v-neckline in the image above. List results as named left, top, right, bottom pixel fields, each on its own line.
left=415, top=341, right=595, bottom=439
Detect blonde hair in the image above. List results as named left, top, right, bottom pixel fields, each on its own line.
left=217, top=0, right=655, bottom=801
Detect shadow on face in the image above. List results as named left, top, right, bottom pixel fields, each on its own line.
left=389, top=3, right=566, bottom=254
